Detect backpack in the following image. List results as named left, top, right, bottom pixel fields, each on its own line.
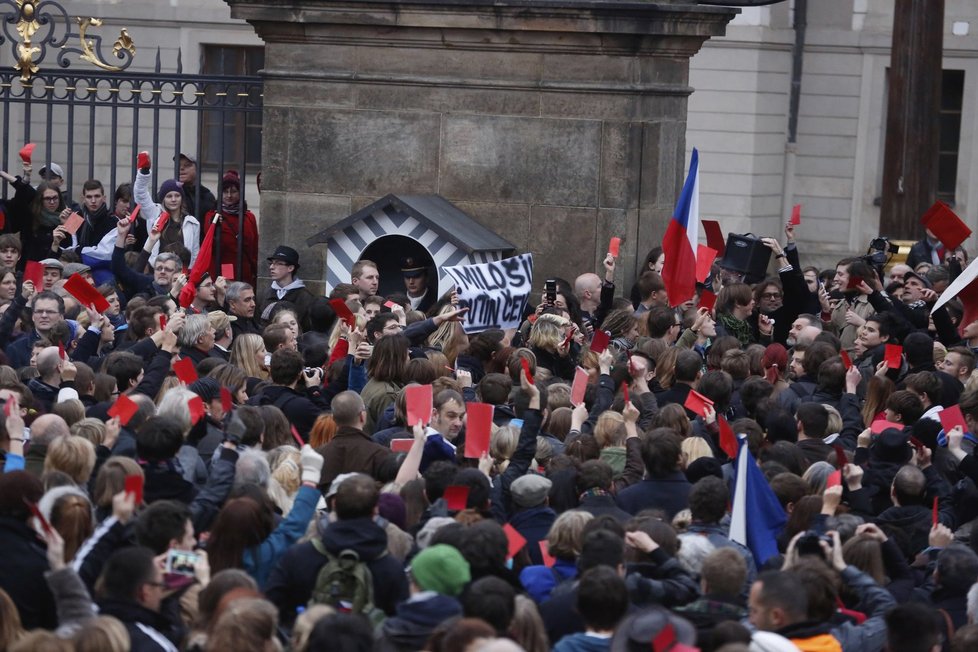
left=308, top=537, right=386, bottom=626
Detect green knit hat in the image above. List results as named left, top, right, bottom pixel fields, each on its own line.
left=409, top=544, right=471, bottom=596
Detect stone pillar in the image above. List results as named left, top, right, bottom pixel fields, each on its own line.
left=226, top=0, right=736, bottom=293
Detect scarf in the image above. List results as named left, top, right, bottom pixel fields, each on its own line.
left=717, top=311, right=753, bottom=347
left=38, top=209, right=62, bottom=229
left=271, top=277, right=305, bottom=300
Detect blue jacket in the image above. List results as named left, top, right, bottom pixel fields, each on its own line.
left=242, top=484, right=319, bottom=588
left=509, top=505, right=556, bottom=566
left=520, top=558, right=576, bottom=603
left=616, top=472, right=691, bottom=519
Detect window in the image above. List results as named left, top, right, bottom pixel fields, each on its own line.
left=937, top=69, right=964, bottom=206
left=200, top=45, right=264, bottom=170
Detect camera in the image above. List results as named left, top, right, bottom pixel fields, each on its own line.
left=859, top=236, right=899, bottom=279
left=795, top=530, right=831, bottom=557
left=544, top=279, right=557, bottom=304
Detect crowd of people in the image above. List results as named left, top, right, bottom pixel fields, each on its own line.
left=0, top=152, right=978, bottom=652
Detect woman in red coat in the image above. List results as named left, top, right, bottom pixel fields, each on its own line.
left=203, top=170, right=259, bottom=287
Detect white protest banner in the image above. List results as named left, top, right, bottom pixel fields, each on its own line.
left=443, top=253, right=533, bottom=333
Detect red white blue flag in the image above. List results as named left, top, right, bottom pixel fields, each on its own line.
left=662, top=148, right=700, bottom=307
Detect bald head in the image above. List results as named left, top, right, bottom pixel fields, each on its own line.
left=36, top=346, right=62, bottom=380
left=892, top=464, right=926, bottom=506
left=30, top=414, right=70, bottom=446
left=331, top=390, right=366, bottom=428
left=575, top=273, right=603, bottom=311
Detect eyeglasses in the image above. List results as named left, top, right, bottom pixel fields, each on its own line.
left=761, top=292, right=782, bottom=299
left=33, top=309, right=59, bottom=315
left=42, top=195, right=60, bottom=203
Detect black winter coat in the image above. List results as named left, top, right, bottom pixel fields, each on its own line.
left=0, top=516, right=57, bottom=630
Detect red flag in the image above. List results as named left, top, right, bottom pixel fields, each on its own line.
left=717, top=415, right=738, bottom=460
left=179, top=217, right=219, bottom=308
left=662, top=150, right=700, bottom=308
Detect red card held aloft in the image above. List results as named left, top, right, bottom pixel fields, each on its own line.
left=19, top=143, right=35, bottom=164
left=933, top=496, right=939, bottom=526
left=717, top=415, right=738, bottom=460
left=939, top=404, right=967, bottom=435
left=884, top=344, right=903, bottom=369
left=922, top=201, right=972, bottom=251
left=63, top=212, right=85, bottom=235
left=790, top=203, right=802, bottom=225
left=64, top=274, right=110, bottom=312
left=840, top=349, right=853, bottom=370
left=173, top=357, right=198, bottom=384
left=24, top=498, right=53, bottom=535
left=329, top=298, right=356, bottom=327
left=833, top=444, right=848, bottom=471
left=129, top=204, right=141, bottom=222
left=125, top=474, right=144, bottom=505
left=870, top=419, right=904, bottom=434
left=443, top=485, right=470, bottom=511
left=221, top=263, right=234, bottom=280
left=503, top=523, right=527, bottom=560
left=405, top=384, right=433, bottom=428
left=107, top=393, right=139, bottom=426
left=826, top=470, right=842, bottom=489
left=154, top=211, right=169, bottom=234
left=684, top=390, right=714, bottom=417
left=520, top=357, right=534, bottom=385
left=220, top=386, right=233, bottom=413
left=539, top=540, right=556, bottom=568
left=699, top=289, right=717, bottom=313
left=384, top=300, right=396, bottom=309
left=589, top=329, right=610, bottom=353
left=608, top=237, right=621, bottom=257
left=13, top=255, right=44, bottom=288
left=188, top=395, right=205, bottom=425
left=158, top=313, right=167, bottom=332
left=695, top=245, right=717, bottom=284
left=464, top=402, right=493, bottom=459
left=571, top=367, right=588, bottom=406
left=702, top=220, right=725, bottom=257
left=391, top=439, right=414, bottom=453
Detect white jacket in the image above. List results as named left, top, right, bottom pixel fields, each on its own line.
left=133, top=170, right=200, bottom=266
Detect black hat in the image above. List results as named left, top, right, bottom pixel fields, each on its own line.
left=870, top=427, right=912, bottom=464
left=268, top=245, right=300, bottom=268
left=400, top=256, right=426, bottom=278
left=903, top=270, right=932, bottom=289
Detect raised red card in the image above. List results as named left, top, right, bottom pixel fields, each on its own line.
left=391, top=439, right=414, bottom=453
left=464, top=402, right=493, bottom=459
left=695, top=245, right=717, bottom=283
left=443, top=485, right=470, bottom=511
left=57, top=342, right=65, bottom=360
left=520, top=357, right=534, bottom=385
left=933, top=496, right=939, bottom=526
left=621, top=381, right=630, bottom=406
left=188, top=395, right=205, bottom=425
left=107, top=393, right=138, bottom=426
left=870, top=419, right=904, bottom=434
left=702, top=220, right=725, bottom=257
left=939, top=404, right=967, bottom=435
left=19, top=143, right=35, bottom=164
left=129, top=204, right=141, bottom=222
left=826, top=470, right=842, bottom=489
left=329, top=298, right=356, bottom=327
left=652, top=623, right=677, bottom=652
left=158, top=313, right=167, bottom=331
left=63, top=212, right=85, bottom=235
left=539, top=540, right=556, bottom=568
left=24, top=498, right=52, bottom=535
left=608, top=237, right=621, bottom=257
left=589, top=329, right=610, bottom=353
left=840, top=349, right=853, bottom=370
left=571, top=367, right=588, bottom=406
left=503, top=523, right=527, bottom=560
left=153, top=211, right=169, bottom=233
left=405, top=384, right=433, bottom=428
left=220, top=386, right=233, bottom=412
left=922, top=201, right=972, bottom=251
left=221, top=263, right=234, bottom=280
left=384, top=300, right=396, bottom=309
left=64, top=273, right=110, bottom=312
left=833, top=444, right=848, bottom=471
left=125, top=474, right=144, bottom=505
left=790, top=203, right=802, bottom=225
left=699, top=289, right=717, bottom=313
left=684, top=390, right=714, bottom=417
left=884, top=344, right=903, bottom=369
left=909, top=435, right=925, bottom=450
left=172, top=357, right=198, bottom=384
left=717, top=415, right=738, bottom=460
left=846, top=275, right=864, bottom=290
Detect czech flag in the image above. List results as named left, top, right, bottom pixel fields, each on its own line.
left=729, top=437, right=786, bottom=565
left=662, top=148, right=700, bottom=307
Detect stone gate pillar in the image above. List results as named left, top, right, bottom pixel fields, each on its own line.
left=225, top=0, right=737, bottom=292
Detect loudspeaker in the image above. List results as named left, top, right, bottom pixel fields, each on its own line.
left=719, top=233, right=771, bottom=283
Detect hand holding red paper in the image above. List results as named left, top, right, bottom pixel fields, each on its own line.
left=608, top=237, right=620, bottom=257
left=790, top=203, right=801, bottom=225
left=405, top=384, right=433, bottom=428
left=329, top=298, right=356, bottom=327
left=137, top=151, right=151, bottom=170
left=19, top=143, right=35, bottom=164
left=884, top=344, right=903, bottom=369
left=63, top=274, right=110, bottom=312
left=107, top=394, right=139, bottom=426
left=684, top=390, right=714, bottom=417
left=464, top=403, right=493, bottom=459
